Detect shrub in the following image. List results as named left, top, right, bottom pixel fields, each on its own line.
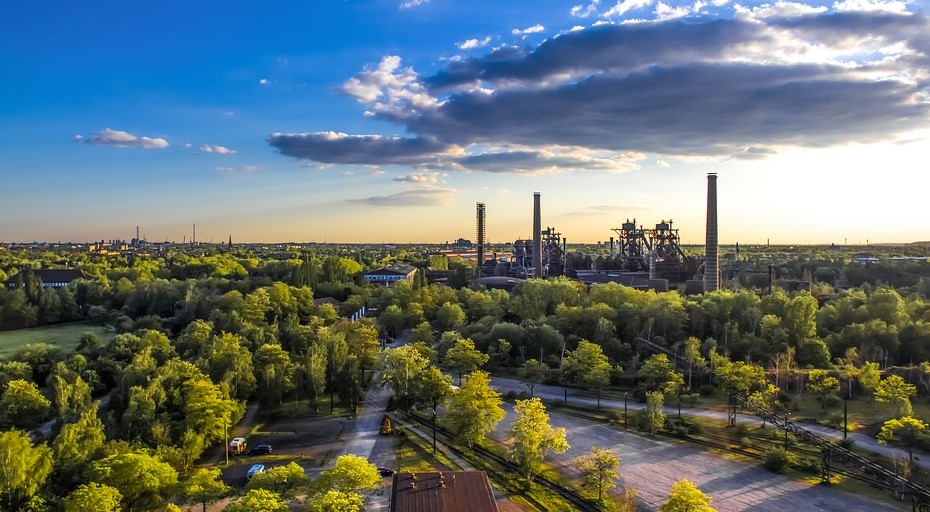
left=698, top=384, right=716, bottom=397
left=838, top=438, right=855, bottom=450
left=792, top=457, right=821, bottom=474
left=734, top=423, right=749, bottom=436
left=826, top=411, right=844, bottom=429
left=824, top=395, right=842, bottom=409
left=763, top=448, right=797, bottom=473
left=740, top=436, right=753, bottom=447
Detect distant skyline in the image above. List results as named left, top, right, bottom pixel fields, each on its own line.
left=2, top=0, right=928, bottom=245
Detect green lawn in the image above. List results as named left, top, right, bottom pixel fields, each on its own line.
left=0, top=322, right=113, bottom=359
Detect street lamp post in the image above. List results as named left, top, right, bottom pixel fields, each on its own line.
left=784, top=413, right=790, bottom=451
left=224, top=418, right=229, bottom=465
left=432, top=404, right=438, bottom=456
left=843, top=398, right=848, bottom=440
left=624, top=390, right=630, bottom=429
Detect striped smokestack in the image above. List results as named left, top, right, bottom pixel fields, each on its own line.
left=704, top=173, right=719, bottom=292
left=476, top=202, right=486, bottom=274
left=533, top=192, right=542, bottom=278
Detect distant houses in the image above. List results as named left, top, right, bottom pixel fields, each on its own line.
left=5, top=268, right=87, bottom=289
left=363, top=265, right=417, bottom=286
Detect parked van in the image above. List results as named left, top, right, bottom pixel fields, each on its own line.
left=229, top=437, right=247, bottom=455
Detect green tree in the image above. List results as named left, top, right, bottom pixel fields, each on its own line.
left=90, top=451, right=179, bottom=512
left=0, top=379, right=51, bottom=429
left=682, top=336, right=705, bottom=390
left=446, top=370, right=505, bottom=448
left=411, top=365, right=453, bottom=411
left=223, top=489, right=288, bottom=512
left=561, top=340, right=613, bottom=407
left=640, top=354, right=685, bottom=394
left=248, top=462, right=309, bottom=497
left=379, top=345, right=430, bottom=410
left=506, top=398, right=569, bottom=482
left=443, top=338, right=489, bottom=385
left=311, top=490, right=364, bottom=512
left=183, top=377, right=242, bottom=444
left=518, top=359, right=550, bottom=397
left=643, top=391, right=666, bottom=433
left=378, top=304, right=406, bottom=338
left=316, top=454, right=380, bottom=493
left=807, top=369, right=840, bottom=410
left=714, top=358, right=766, bottom=396
left=54, top=403, right=106, bottom=477
left=875, top=375, right=917, bottom=417
left=572, top=447, right=620, bottom=503
left=0, top=430, right=53, bottom=512
left=434, top=302, right=467, bottom=332
left=253, top=343, right=293, bottom=405
left=860, top=361, right=881, bottom=398
left=877, top=416, right=928, bottom=464
left=660, top=479, right=716, bottom=512
left=181, top=467, right=230, bottom=512
left=62, top=483, right=122, bottom=512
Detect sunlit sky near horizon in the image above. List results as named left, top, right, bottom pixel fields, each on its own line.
left=1, top=0, right=928, bottom=245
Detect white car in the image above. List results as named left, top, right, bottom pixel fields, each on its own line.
left=247, top=464, right=266, bottom=481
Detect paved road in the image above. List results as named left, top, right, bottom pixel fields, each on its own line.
left=489, top=375, right=928, bottom=470
left=489, top=402, right=907, bottom=512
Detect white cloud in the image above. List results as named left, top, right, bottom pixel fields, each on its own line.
left=72, top=135, right=83, bottom=142
left=833, top=0, right=909, bottom=13
left=259, top=78, right=270, bottom=85
left=393, top=171, right=446, bottom=183
left=738, top=1, right=828, bottom=19
left=82, top=128, right=169, bottom=149
left=603, top=0, right=653, bottom=17
left=400, top=0, right=428, bottom=9
left=340, top=56, right=438, bottom=117
left=199, top=144, right=237, bottom=154
left=216, top=165, right=258, bottom=173
left=348, top=186, right=454, bottom=206
left=655, top=1, right=692, bottom=20
left=571, top=0, right=601, bottom=17
left=458, top=36, right=492, bottom=50
left=512, top=24, right=545, bottom=36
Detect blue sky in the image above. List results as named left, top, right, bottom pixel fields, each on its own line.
left=1, top=0, right=928, bottom=244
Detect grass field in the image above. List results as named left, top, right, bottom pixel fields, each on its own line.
left=0, top=322, right=113, bottom=359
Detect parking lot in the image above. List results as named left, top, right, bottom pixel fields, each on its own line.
left=220, top=414, right=349, bottom=486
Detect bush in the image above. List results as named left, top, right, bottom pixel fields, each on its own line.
left=792, top=457, right=821, bottom=474
left=698, top=384, right=716, bottom=397
left=826, top=411, right=844, bottom=429
left=734, top=423, right=749, bottom=436
left=838, top=437, right=855, bottom=450
left=824, top=395, right=842, bottom=409
left=763, top=448, right=797, bottom=473
left=740, top=436, right=753, bottom=447
left=608, top=410, right=625, bottom=425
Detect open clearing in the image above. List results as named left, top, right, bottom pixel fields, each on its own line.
left=0, top=322, right=112, bottom=358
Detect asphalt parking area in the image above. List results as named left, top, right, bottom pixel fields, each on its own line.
left=220, top=415, right=348, bottom=486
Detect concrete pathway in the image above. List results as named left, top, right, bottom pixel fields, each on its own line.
left=489, top=375, right=927, bottom=470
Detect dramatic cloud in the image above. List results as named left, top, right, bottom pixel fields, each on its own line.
left=347, top=186, right=454, bottom=206
left=458, top=36, right=492, bottom=50
left=271, top=8, right=930, bottom=170
left=268, top=132, right=452, bottom=166
left=82, top=128, right=169, bottom=149
left=199, top=144, right=237, bottom=154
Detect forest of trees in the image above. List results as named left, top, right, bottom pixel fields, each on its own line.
left=0, top=243, right=929, bottom=510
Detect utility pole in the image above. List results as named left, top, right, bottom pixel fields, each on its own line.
left=224, top=418, right=229, bottom=465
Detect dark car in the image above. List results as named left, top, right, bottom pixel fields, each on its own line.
left=248, top=444, right=272, bottom=455
left=377, top=467, right=395, bottom=477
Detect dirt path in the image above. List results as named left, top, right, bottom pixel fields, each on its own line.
left=489, top=403, right=907, bottom=512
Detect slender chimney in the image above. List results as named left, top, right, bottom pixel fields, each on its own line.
left=136, top=225, right=140, bottom=245
left=704, top=173, right=719, bottom=292
left=476, top=202, right=486, bottom=273
left=533, top=193, right=542, bottom=278
left=192, top=223, right=196, bottom=245
left=610, top=236, right=615, bottom=257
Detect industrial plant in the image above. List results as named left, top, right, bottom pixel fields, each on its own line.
left=472, top=174, right=721, bottom=293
